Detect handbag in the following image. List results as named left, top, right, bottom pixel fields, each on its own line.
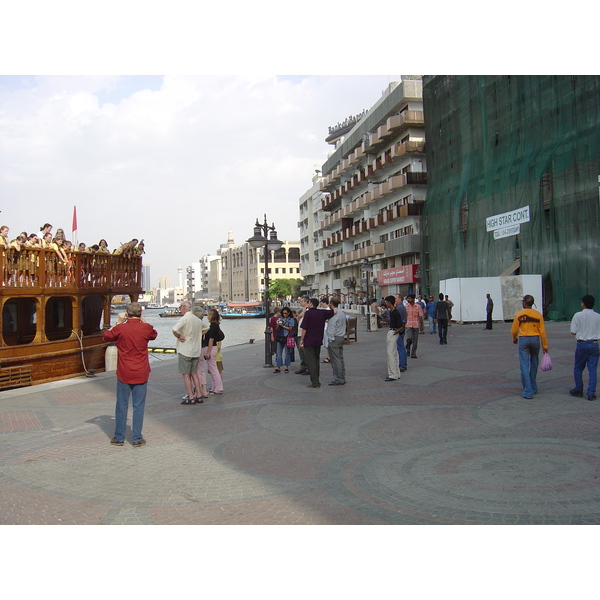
left=286, top=335, right=296, bottom=348
left=540, top=352, right=552, bottom=371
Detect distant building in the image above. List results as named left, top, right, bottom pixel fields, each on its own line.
left=186, top=254, right=219, bottom=301
left=219, top=232, right=301, bottom=302
left=141, top=264, right=151, bottom=292
left=158, top=276, right=171, bottom=289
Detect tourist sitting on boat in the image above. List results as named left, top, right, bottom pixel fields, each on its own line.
left=134, top=240, right=145, bottom=255
left=86, top=244, right=100, bottom=253
left=98, top=239, right=110, bottom=253
left=55, top=228, right=65, bottom=240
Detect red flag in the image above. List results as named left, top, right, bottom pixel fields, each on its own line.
left=72, top=206, right=78, bottom=246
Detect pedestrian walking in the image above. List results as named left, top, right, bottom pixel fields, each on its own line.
left=511, top=294, right=548, bottom=399
left=484, top=293, right=494, bottom=330
left=405, top=294, right=424, bottom=358
left=426, top=295, right=437, bottom=334
left=103, top=302, right=157, bottom=447
left=569, top=294, right=600, bottom=401
left=435, top=293, right=450, bottom=345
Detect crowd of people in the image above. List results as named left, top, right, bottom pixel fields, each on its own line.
left=0, top=223, right=145, bottom=260
left=1, top=223, right=145, bottom=286
left=101, top=291, right=599, bottom=446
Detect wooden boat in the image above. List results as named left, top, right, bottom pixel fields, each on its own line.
left=0, top=247, right=143, bottom=390
left=220, top=301, right=265, bottom=319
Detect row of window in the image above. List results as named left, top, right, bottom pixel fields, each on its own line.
left=2, top=295, right=104, bottom=346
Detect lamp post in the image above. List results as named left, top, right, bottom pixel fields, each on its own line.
left=247, top=215, right=284, bottom=367
left=362, top=258, right=372, bottom=332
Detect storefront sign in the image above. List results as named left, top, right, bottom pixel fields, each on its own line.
left=486, top=205, right=530, bottom=232
left=377, top=264, right=420, bottom=285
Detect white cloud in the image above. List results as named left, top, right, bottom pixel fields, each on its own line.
left=0, top=74, right=403, bottom=286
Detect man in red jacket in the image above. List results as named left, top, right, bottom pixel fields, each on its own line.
left=103, top=302, right=158, bottom=446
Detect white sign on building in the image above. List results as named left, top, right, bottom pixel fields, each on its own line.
left=494, top=224, right=521, bottom=239
left=486, top=205, right=530, bottom=233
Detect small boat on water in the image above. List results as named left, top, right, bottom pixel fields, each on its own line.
left=0, top=248, right=143, bottom=390
left=159, top=307, right=182, bottom=318
left=221, top=301, right=265, bottom=319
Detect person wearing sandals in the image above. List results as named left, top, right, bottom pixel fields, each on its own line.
left=103, top=302, right=157, bottom=447
left=173, top=300, right=204, bottom=405
left=273, top=306, right=296, bottom=373
left=200, top=308, right=224, bottom=394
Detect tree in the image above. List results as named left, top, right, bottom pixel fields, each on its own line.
left=269, top=278, right=303, bottom=300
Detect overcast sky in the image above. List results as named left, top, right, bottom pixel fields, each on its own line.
left=0, top=74, right=409, bottom=287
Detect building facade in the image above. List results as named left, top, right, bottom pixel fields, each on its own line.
left=421, top=75, right=600, bottom=320
left=302, top=78, right=427, bottom=303
left=186, top=254, right=219, bottom=301
left=219, top=233, right=301, bottom=302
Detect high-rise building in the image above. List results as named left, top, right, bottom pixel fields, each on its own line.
left=302, top=78, right=426, bottom=302
left=141, top=264, right=151, bottom=292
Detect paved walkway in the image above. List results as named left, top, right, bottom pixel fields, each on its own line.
left=1, top=319, right=599, bottom=525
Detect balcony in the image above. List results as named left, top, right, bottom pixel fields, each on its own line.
left=329, top=242, right=386, bottom=267
left=393, top=139, right=426, bottom=158
left=387, top=110, right=425, bottom=133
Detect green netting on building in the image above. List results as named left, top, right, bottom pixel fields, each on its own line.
left=421, top=75, right=600, bottom=320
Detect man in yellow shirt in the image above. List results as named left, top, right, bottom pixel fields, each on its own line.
left=511, top=295, right=549, bottom=399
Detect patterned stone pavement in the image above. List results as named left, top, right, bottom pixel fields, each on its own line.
left=1, top=319, right=599, bottom=525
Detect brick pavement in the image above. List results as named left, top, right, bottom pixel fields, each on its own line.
left=1, top=319, right=599, bottom=525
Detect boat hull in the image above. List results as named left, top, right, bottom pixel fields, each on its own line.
left=0, top=335, right=108, bottom=388
left=221, top=313, right=264, bottom=319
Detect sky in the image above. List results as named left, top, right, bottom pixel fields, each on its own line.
left=0, top=74, right=408, bottom=287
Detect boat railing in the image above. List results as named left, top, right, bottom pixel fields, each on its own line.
left=1, top=248, right=143, bottom=293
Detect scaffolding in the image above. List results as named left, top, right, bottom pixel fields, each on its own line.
left=421, top=75, right=600, bottom=320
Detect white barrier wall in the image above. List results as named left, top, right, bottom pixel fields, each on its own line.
left=439, top=275, right=542, bottom=322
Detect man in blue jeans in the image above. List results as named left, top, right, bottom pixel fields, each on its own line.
left=103, top=302, right=158, bottom=446
left=570, top=294, right=600, bottom=401
left=394, top=294, right=408, bottom=372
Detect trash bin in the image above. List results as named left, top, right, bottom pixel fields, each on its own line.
left=105, top=344, right=118, bottom=371
left=368, top=313, right=378, bottom=331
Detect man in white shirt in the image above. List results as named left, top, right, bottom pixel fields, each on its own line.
left=172, top=300, right=204, bottom=404
left=570, top=294, right=600, bottom=401
left=326, top=298, right=347, bottom=386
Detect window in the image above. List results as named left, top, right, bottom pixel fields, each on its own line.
left=45, top=296, right=73, bottom=341
left=2, top=297, right=37, bottom=345
left=81, top=294, right=103, bottom=335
